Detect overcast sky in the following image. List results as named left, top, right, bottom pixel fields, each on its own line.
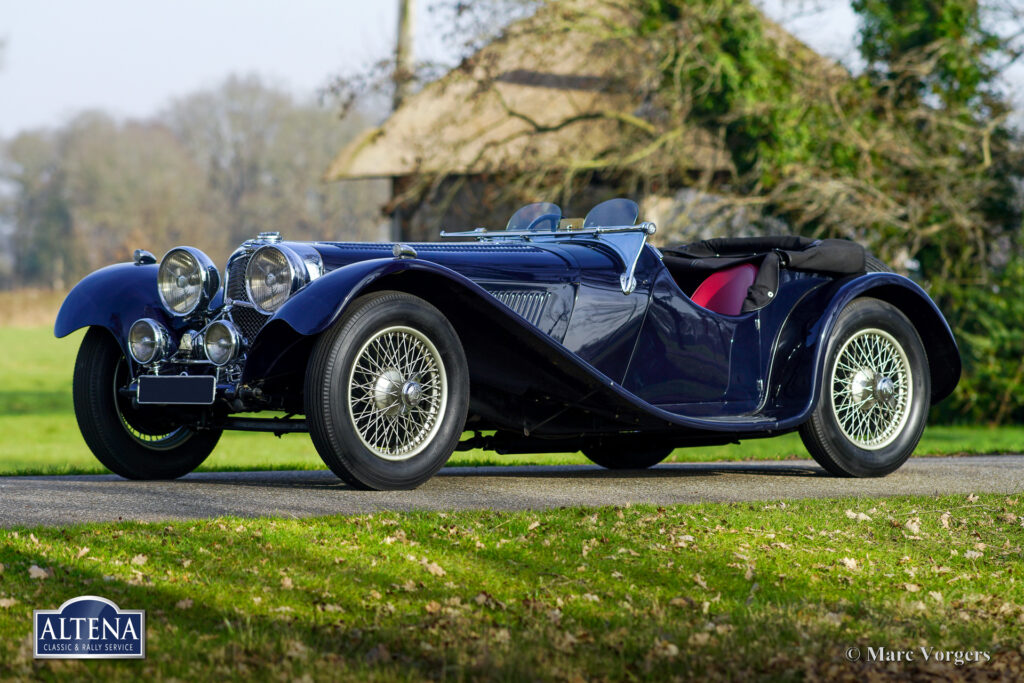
left=0, top=0, right=1019, bottom=138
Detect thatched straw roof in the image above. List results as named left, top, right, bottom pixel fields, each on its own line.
left=326, top=0, right=844, bottom=181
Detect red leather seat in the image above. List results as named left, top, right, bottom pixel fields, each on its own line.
left=690, top=264, right=757, bottom=316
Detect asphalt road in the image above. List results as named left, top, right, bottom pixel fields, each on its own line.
left=1, top=455, right=1022, bottom=528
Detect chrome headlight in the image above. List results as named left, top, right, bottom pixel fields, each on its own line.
left=157, top=247, right=219, bottom=316
left=203, top=320, right=241, bottom=366
left=128, top=318, right=171, bottom=365
left=245, top=245, right=313, bottom=314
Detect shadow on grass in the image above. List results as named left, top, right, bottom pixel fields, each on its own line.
left=1, top=510, right=1011, bottom=681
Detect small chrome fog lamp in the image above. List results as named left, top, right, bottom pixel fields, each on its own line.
left=128, top=318, right=171, bottom=365
left=203, top=320, right=242, bottom=366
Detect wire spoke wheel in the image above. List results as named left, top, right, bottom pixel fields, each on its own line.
left=306, top=291, right=469, bottom=489
left=73, top=327, right=220, bottom=479
left=830, top=328, right=912, bottom=450
left=112, top=357, right=193, bottom=451
left=347, top=325, right=448, bottom=461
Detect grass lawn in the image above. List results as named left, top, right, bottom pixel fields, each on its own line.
left=3, top=325, right=1023, bottom=475
left=0, top=493, right=1020, bottom=679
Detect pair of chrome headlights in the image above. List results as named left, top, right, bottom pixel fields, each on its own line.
left=131, top=242, right=317, bottom=368
left=128, top=318, right=241, bottom=367
left=156, top=244, right=313, bottom=317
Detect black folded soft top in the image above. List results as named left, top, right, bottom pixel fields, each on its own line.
left=663, top=235, right=866, bottom=275
left=662, top=236, right=867, bottom=313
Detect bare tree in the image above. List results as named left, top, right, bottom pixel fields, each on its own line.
left=160, top=75, right=386, bottom=254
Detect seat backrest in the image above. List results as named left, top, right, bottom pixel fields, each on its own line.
left=690, top=264, right=758, bottom=316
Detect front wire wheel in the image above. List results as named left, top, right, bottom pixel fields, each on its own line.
left=799, top=298, right=929, bottom=477
left=73, top=327, right=221, bottom=479
left=112, top=356, right=194, bottom=450
left=305, top=291, right=469, bottom=490
left=347, top=326, right=448, bottom=461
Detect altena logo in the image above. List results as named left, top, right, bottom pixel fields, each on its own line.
left=34, top=595, right=145, bottom=659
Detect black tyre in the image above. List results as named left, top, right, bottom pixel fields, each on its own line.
left=799, top=298, right=929, bottom=477
left=73, top=327, right=221, bottom=479
left=305, top=291, right=469, bottom=490
left=865, top=254, right=892, bottom=273
left=583, top=444, right=673, bottom=470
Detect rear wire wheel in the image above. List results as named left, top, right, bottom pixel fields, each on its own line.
left=799, top=298, right=929, bottom=477
left=583, top=444, right=673, bottom=469
left=305, top=291, right=469, bottom=490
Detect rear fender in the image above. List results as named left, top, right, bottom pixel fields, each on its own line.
left=767, top=273, right=960, bottom=420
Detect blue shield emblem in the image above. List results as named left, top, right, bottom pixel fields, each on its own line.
left=34, top=596, right=145, bottom=659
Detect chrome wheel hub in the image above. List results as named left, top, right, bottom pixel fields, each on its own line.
left=347, top=326, right=448, bottom=461
left=875, top=376, right=896, bottom=406
left=401, top=380, right=424, bottom=407
left=830, top=328, right=913, bottom=450
left=372, top=369, right=406, bottom=416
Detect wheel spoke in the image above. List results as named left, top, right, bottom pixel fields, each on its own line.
left=830, top=328, right=913, bottom=450
left=346, top=326, right=448, bottom=461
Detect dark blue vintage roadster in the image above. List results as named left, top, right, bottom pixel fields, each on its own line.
left=56, top=199, right=960, bottom=489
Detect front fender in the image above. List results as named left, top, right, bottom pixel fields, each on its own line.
left=243, top=258, right=501, bottom=382
left=265, top=258, right=411, bottom=336
left=54, top=262, right=172, bottom=354
left=768, top=273, right=960, bottom=421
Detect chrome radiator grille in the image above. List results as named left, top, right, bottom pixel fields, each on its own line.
left=489, top=290, right=548, bottom=327
left=230, top=306, right=269, bottom=343
left=224, top=251, right=269, bottom=341
left=226, top=254, right=250, bottom=302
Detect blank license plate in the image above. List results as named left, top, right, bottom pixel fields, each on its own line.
left=137, top=375, right=216, bottom=405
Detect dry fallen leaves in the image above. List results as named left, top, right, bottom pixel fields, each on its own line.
left=28, top=565, right=52, bottom=580
left=964, top=550, right=984, bottom=559
left=175, top=599, right=193, bottom=610
left=845, top=510, right=872, bottom=522
left=839, top=557, right=859, bottom=570
left=904, top=518, right=922, bottom=535
left=688, top=632, right=712, bottom=646
left=131, top=554, right=148, bottom=566
left=552, top=631, right=577, bottom=653
left=693, top=574, right=709, bottom=590
left=280, top=576, right=294, bottom=590
left=285, top=640, right=308, bottom=660
left=76, top=547, right=90, bottom=559
left=423, top=560, right=446, bottom=577
left=649, top=638, right=679, bottom=659
left=903, top=583, right=921, bottom=593
left=0, top=598, right=17, bottom=608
